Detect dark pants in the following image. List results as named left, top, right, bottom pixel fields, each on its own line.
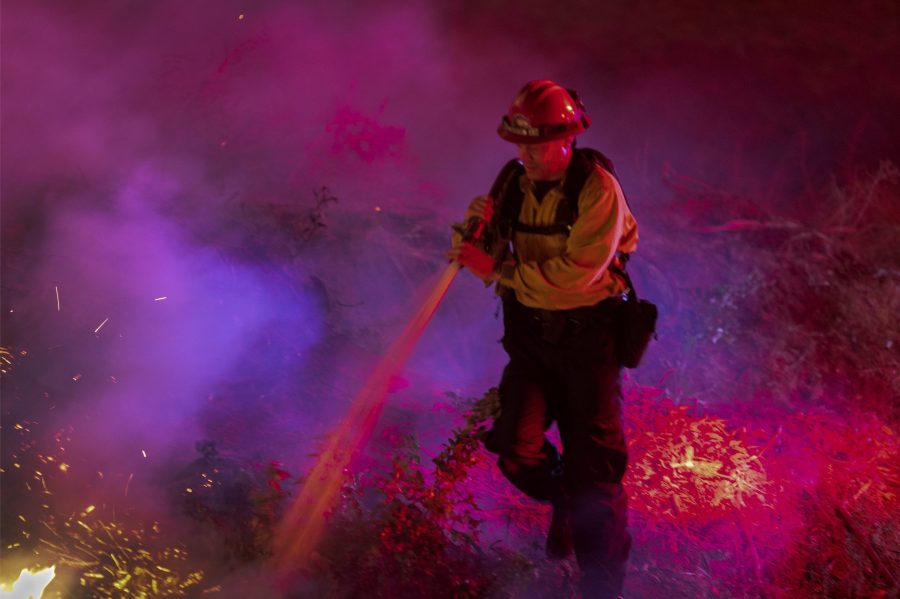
left=485, top=296, right=631, bottom=598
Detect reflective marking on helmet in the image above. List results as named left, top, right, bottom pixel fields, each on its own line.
left=500, top=115, right=578, bottom=139
left=505, top=114, right=541, bottom=137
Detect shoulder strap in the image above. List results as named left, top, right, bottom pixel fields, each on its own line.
left=567, top=151, right=636, bottom=297
left=490, top=158, right=525, bottom=200
left=491, top=148, right=619, bottom=238
left=492, top=159, right=525, bottom=239
left=560, top=148, right=616, bottom=222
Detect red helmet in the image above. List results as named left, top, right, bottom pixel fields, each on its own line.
left=497, top=80, right=591, bottom=144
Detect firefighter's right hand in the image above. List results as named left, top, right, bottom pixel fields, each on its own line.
left=464, top=195, right=494, bottom=225
left=448, top=242, right=498, bottom=283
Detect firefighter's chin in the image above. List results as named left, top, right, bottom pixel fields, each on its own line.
left=524, top=164, right=561, bottom=181
left=523, top=164, right=542, bottom=179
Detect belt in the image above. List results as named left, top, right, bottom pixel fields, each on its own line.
left=510, top=296, right=621, bottom=322
left=505, top=296, right=621, bottom=343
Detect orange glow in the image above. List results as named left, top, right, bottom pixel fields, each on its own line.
left=273, top=263, right=461, bottom=575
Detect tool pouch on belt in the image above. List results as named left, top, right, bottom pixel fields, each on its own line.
left=610, top=265, right=658, bottom=368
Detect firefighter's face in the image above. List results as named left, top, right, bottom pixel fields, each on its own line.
left=516, top=137, right=573, bottom=181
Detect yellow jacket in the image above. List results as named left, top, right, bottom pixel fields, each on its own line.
left=497, top=164, right=638, bottom=310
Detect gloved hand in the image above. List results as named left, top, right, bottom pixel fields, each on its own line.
left=464, top=195, right=494, bottom=225
left=447, top=242, right=498, bottom=283
left=451, top=195, right=495, bottom=249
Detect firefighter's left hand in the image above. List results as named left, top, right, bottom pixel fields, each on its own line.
left=447, top=242, right=498, bottom=283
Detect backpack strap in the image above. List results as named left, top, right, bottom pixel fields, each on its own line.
left=491, top=147, right=618, bottom=240
left=559, top=147, right=617, bottom=224
left=488, top=150, right=636, bottom=296
left=492, top=159, right=526, bottom=241
left=472, top=158, right=525, bottom=256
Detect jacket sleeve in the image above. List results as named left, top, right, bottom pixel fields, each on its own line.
left=498, top=168, right=627, bottom=306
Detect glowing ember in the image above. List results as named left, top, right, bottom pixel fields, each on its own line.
left=0, top=566, right=55, bottom=599
left=0, top=346, right=17, bottom=378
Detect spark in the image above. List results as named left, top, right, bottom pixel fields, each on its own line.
left=37, top=472, right=50, bottom=495
left=153, top=296, right=167, bottom=301
left=125, top=473, right=134, bottom=497
left=374, top=206, right=382, bottom=212
left=32, top=507, right=205, bottom=595
left=72, top=374, right=82, bottom=382
left=238, top=13, right=245, bottom=20
left=94, top=318, right=110, bottom=334
left=141, top=450, right=147, bottom=459
left=55, top=286, right=60, bottom=311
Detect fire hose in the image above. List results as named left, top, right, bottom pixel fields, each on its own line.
left=272, top=216, right=487, bottom=577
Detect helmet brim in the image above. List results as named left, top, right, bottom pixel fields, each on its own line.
left=497, top=126, right=583, bottom=144
left=496, top=116, right=589, bottom=144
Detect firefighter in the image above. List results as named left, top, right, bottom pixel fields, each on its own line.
left=448, top=80, right=638, bottom=598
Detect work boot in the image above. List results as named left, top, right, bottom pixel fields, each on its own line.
left=546, top=496, right=574, bottom=559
